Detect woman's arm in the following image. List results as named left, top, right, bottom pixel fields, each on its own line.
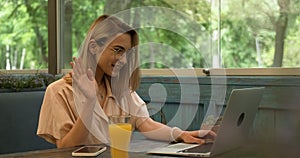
left=137, top=118, right=216, bottom=144
left=56, top=118, right=90, bottom=148
left=56, top=57, right=98, bottom=148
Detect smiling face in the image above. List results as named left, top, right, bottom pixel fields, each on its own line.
left=97, top=33, right=132, bottom=77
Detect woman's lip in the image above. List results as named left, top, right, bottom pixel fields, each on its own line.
left=112, top=64, right=122, bottom=71
left=115, top=65, right=121, bottom=70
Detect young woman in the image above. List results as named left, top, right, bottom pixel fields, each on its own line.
left=37, top=14, right=216, bottom=148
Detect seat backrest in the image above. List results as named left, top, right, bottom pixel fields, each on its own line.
left=0, top=91, right=55, bottom=154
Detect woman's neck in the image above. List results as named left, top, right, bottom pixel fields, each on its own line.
left=95, top=67, right=104, bottom=84
left=95, top=68, right=111, bottom=86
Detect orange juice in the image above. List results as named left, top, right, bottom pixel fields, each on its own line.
left=109, top=123, right=132, bottom=158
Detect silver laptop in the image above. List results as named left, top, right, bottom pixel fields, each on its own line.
left=147, top=87, right=264, bottom=157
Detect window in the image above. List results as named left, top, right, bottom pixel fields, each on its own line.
left=220, top=0, right=300, bottom=68
left=0, top=0, right=48, bottom=71
left=58, top=0, right=300, bottom=75
left=1, top=0, right=299, bottom=75
left=58, top=0, right=105, bottom=70
left=59, top=1, right=215, bottom=70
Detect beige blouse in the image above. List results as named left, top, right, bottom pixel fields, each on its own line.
left=37, top=75, right=149, bottom=145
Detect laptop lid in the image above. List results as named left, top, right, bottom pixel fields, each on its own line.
left=147, top=87, right=264, bottom=157
left=209, top=87, right=264, bottom=156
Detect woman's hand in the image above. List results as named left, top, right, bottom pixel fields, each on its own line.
left=178, top=130, right=217, bottom=144
left=71, top=57, right=96, bottom=100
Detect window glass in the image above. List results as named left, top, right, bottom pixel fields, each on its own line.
left=1, top=1, right=298, bottom=73
left=61, top=0, right=300, bottom=70
left=0, top=0, right=48, bottom=70
left=60, top=0, right=213, bottom=69
left=59, top=0, right=105, bottom=69
left=221, top=0, right=300, bottom=68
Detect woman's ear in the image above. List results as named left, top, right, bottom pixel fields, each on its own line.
left=88, top=39, right=100, bottom=55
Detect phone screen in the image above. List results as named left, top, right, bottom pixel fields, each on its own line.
left=75, top=146, right=103, bottom=153
left=72, top=145, right=106, bottom=156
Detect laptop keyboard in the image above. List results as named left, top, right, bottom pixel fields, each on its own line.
left=180, top=142, right=213, bottom=153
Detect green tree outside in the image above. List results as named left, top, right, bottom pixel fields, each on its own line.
left=0, top=0, right=299, bottom=70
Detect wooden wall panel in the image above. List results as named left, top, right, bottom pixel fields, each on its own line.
left=252, top=109, right=275, bottom=143
left=275, top=110, right=300, bottom=145
left=137, top=76, right=300, bottom=142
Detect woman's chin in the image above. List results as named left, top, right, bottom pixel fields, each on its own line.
left=111, top=66, right=122, bottom=77
left=111, top=70, right=119, bottom=77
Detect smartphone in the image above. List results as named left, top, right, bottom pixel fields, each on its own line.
left=72, top=145, right=107, bottom=157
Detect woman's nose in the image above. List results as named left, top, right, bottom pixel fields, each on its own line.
left=117, top=53, right=127, bottom=64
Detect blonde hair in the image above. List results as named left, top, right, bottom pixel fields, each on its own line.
left=71, top=14, right=140, bottom=93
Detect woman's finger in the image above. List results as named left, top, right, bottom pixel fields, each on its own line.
left=73, top=59, right=79, bottom=76
left=73, top=57, right=84, bottom=76
left=75, top=57, right=82, bottom=74
left=187, top=136, right=205, bottom=144
left=198, top=130, right=212, bottom=137
left=77, top=58, right=85, bottom=75
left=70, top=61, right=74, bottom=68
left=86, top=68, right=95, bottom=82
left=209, top=130, right=217, bottom=137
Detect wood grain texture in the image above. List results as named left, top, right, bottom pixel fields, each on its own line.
left=137, top=76, right=300, bottom=143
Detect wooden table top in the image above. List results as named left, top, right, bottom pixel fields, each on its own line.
left=1, top=133, right=299, bottom=158
left=1, top=144, right=299, bottom=158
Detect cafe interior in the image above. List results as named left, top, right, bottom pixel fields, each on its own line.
left=0, top=0, right=300, bottom=157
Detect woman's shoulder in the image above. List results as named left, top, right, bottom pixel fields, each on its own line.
left=47, top=78, right=68, bottom=88
left=46, top=75, right=72, bottom=93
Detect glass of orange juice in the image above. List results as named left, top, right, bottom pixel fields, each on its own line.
left=108, top=115, right=132, bottom=158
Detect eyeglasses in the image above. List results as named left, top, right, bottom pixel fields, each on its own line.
left=111, top=47, right=135, bottom=60
left=93, top=38, right=135, bottom=60
left=111, top=46, right=126, bottom=57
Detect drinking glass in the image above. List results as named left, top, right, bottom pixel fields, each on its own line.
left=108, top=115, right=132, bottom=158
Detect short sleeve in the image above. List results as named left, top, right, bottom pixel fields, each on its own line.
left=129, top=92, right=150, bottom=128
left=36, top=79, right=77, bottom=144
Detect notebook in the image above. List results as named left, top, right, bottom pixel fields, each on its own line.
left=147, top=87, right=264, bottom=157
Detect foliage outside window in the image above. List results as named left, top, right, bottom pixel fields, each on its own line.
left=61, top=0, right=300, bottom=70
left=0, top=0, right=48, bottom=70
left=0, top=0, right=299, bottom=73
left=221, top=0, right=300, bottom=68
